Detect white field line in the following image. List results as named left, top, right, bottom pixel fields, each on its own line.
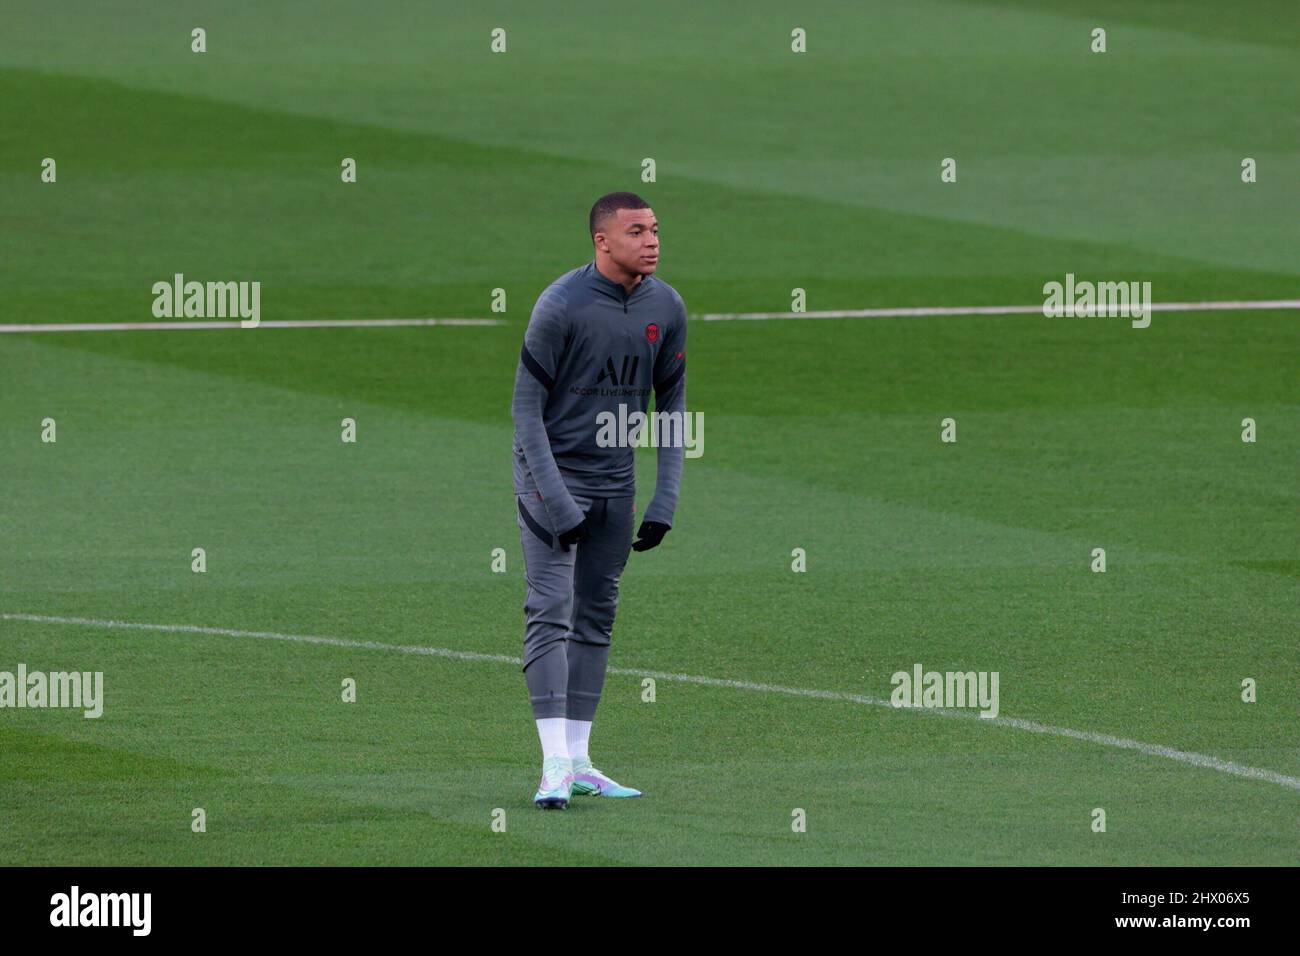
left=5, top=612, right=1298, bottom=793
left=700, top=299, right=1300, bottom=321
left=5, top=299, right=1297, bottom=332
left=0, top=318, right=505, bottom=333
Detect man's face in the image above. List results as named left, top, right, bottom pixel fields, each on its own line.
left=596, top=208, right=659, bottom=276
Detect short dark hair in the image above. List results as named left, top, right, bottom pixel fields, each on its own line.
left=589, top=192, right=651, bottom=239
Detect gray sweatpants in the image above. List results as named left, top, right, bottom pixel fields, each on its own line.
left=516, top=492, right=636, bottom=720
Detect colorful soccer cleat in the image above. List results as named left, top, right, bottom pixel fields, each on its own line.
left=534, top=755, right=574, bottom=809
left=570, top=758, right=642, bottom=798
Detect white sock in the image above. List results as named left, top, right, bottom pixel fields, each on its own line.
left=536, top=718, right=569, bottom=762
left=566, top=719, right=592, bottom=764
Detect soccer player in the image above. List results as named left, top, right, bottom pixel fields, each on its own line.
left=511, top=192, right=687, bottom=809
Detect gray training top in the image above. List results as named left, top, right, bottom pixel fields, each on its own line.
left=511, top=261, right=688, bottom=535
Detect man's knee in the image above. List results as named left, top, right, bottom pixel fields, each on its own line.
left=519, top=508, right=578, bottom=667
left=570, top=582, right=621, bottom=646
left=523, top=581, right=573, bottom=668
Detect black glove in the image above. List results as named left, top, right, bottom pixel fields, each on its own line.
left=631, top=520, right=670, bottom=552
left=557, top=517, right=591, bottom=552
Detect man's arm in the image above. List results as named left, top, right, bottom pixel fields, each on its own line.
left=511, top=284, right=585, bottom=534
left=643, top=292, right=688, bottom=528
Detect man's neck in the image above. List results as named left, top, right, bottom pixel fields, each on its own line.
left=594, top=257, right=643, bottom=294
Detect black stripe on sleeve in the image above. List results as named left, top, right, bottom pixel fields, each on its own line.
left=654, top=363, right=684, bottom=394
left=520, top=344, right=556, bottom=392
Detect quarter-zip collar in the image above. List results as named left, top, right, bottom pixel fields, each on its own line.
left=587, top=261, right=654, bottom=313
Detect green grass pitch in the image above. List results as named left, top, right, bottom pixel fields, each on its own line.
left=0, top=0, right=1296, bottom=865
